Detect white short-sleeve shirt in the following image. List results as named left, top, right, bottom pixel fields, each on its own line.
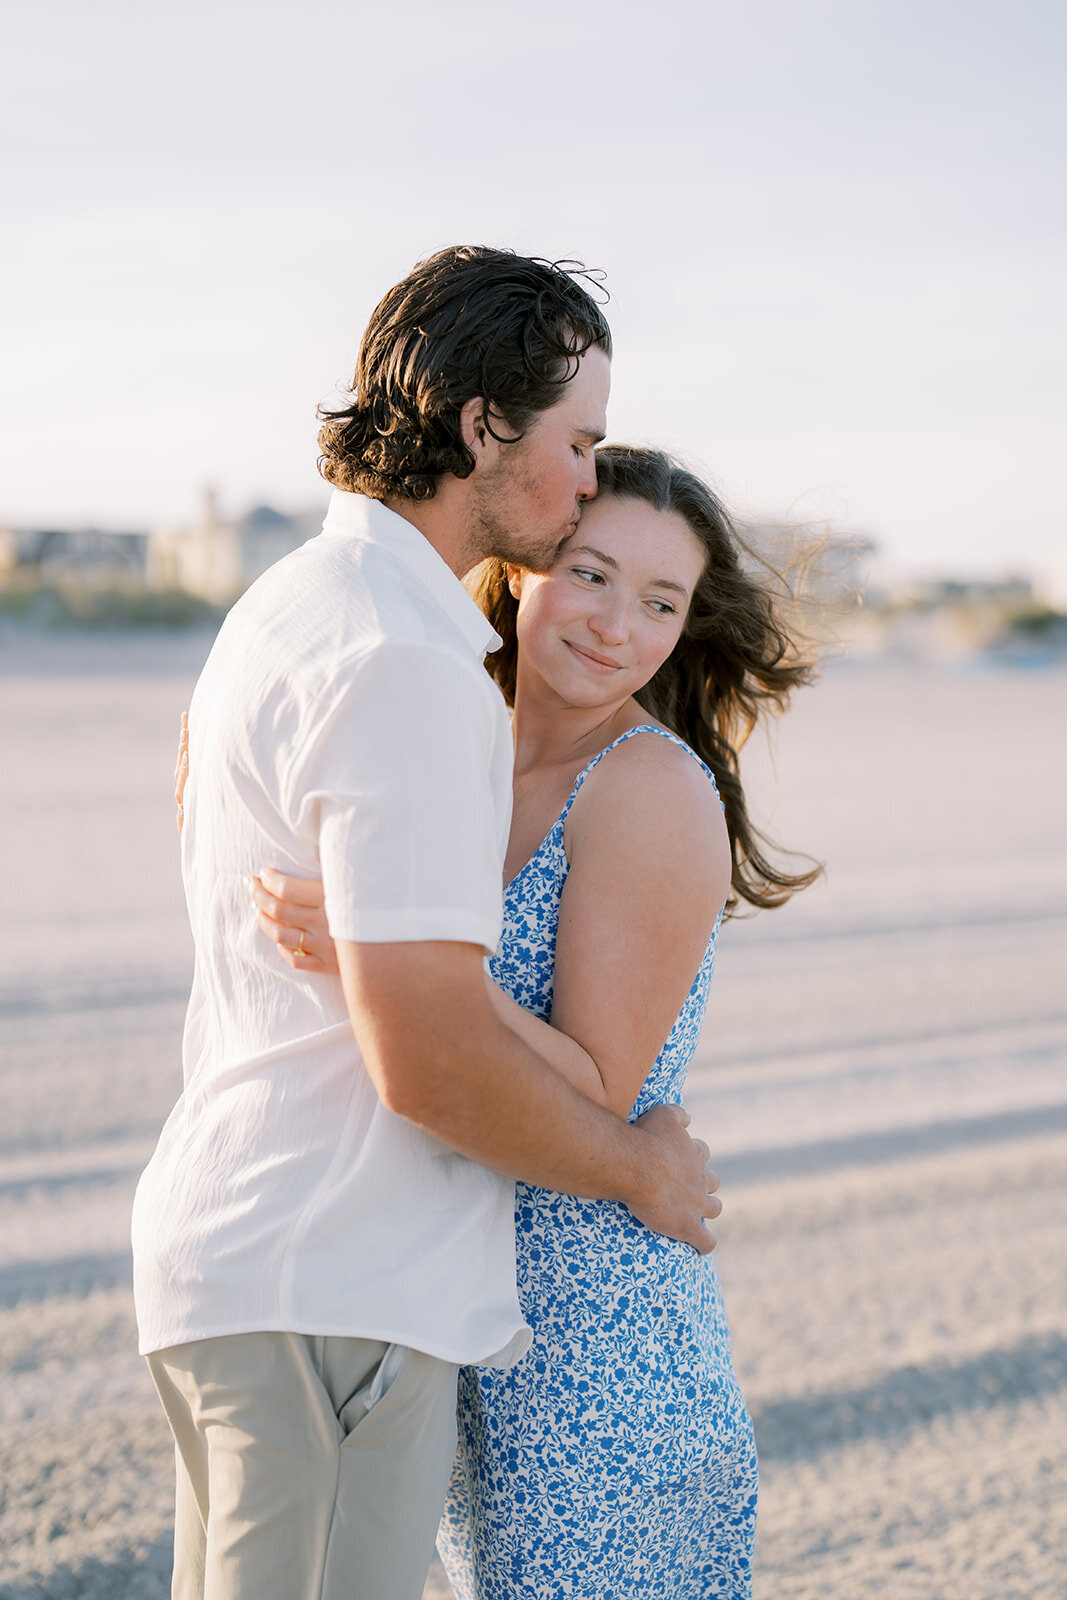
left=132, top=491, right=529, bottom=1366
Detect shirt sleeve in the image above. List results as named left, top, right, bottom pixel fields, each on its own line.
left=292, top=641, right=507, bottom=951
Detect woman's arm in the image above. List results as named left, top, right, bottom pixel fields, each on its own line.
left=483, top=974, right=611, bottom=1105
left=552, top=734, right=732, bottom=1118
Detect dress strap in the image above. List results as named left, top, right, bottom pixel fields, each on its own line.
left=560, top=724, right=720, bottom=827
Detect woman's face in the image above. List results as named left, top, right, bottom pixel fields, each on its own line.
left=509, top=493, right=706, bottom=710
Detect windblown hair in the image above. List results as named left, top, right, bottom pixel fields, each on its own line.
left=317, top=245, right=612, bottom=503
left=470, top=444, right=823, bottom=914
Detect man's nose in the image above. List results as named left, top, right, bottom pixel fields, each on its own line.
left=577, top=452, right=598, bottom=501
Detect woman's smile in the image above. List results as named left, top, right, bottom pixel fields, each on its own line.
left=562, top=640, right=624, bottom=671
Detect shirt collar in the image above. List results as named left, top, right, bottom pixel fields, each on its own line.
left=321, top=490, right=502, bottom=659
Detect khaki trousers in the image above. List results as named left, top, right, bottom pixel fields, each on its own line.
left=146, top=1332, right=459, bottom=1600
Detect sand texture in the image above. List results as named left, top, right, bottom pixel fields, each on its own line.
left=1, top=626, right=1064, bottom=1599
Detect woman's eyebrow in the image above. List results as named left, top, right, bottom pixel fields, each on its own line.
left=569, top=544, right=619, bottom=569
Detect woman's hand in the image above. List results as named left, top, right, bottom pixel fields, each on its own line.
left=250, top=867, right=339, bottom=975
left=174, top=711, right=189, bottom=834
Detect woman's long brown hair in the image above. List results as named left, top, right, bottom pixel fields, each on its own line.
left=469, top=443, right=823, bottom=914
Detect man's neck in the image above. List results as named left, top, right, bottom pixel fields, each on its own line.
left=383, top=483, right=472, bottom=580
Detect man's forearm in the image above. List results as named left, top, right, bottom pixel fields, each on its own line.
left=337, top=939, right=715, bottom=1253
left=387, top=1009, right=715, bottom=1254
left=398, top=1006, right=646, bottom=1204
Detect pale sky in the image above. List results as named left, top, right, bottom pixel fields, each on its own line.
left=2, top=0, right=1064, bottom=579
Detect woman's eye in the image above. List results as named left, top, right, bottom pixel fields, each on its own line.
left=648, top=598, right=676, bottom=615
left=572, top=567, right=604, bottom=584
left=572, top=446, right=585, bottom=458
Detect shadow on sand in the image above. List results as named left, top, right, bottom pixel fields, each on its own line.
left=751, top=1330, right=1067, bottom=1463
left=0, top=1251, right=133, bottom=1310
left=718, top=1100, right=1067, bottom=1185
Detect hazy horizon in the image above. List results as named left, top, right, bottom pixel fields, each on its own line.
left=3, top=0, right=1064, bottom=581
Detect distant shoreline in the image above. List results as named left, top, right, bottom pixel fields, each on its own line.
left=0, top=618, right=221, bottom=678
left=2, top=616, right=1065, bottom=684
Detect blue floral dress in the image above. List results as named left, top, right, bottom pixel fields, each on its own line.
left=437, top=726, right=758, bottom=1599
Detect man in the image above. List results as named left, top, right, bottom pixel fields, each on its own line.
left=133, top=246, right=721, bottom=1600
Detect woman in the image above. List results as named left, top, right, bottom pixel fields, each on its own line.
left=186, top=445, right=818, bottom=1597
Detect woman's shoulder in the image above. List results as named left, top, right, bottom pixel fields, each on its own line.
left=569, top=723, right=727, bottom=851
left=565, top=722, right=732, bottom=910
left=589, top=722, right=718, bottom=797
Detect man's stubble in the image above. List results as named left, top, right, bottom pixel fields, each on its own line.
left=460, top=445, right=577, bottom=576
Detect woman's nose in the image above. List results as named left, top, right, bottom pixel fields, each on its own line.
left=589, top=598, right=628, bottom=646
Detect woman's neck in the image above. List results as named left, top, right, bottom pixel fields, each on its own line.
left=510, top=672, right=636, bottom=778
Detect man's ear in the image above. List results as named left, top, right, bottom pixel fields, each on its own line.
left=460, top=396, right=492, bottom=461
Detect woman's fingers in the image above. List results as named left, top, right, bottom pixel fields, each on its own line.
left=251, top=883, right=338, bottom=974
left=255, top=909, right=329, bottom=972
left=174, top=712, right=189, bottom=834
left=249, top=874, right=330, bottom=936
left=249, top=876, right=298, bottom=927
left=174, top=712, right=188, bottom=781
left=258, top=865, right=326, bottom=908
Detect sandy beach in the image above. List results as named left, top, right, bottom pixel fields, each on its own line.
left=1, top=625, right=1064, bottom=1599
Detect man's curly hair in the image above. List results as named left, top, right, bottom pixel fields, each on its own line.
left=317, top=245, right=612, bottom=503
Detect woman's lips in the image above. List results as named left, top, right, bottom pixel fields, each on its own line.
left=564, top=641, right=622, bottom=671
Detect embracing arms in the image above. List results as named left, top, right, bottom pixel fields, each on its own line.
left=335, top=937, right=719, bottom=1246
left=246, top=870, right=720, bottom=1246
left=175, top=717, right=724, bottom=1251
left=247, top=732, right=730, bottom=1222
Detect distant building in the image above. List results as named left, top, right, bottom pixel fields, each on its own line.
left=0, top=529, right=18, bottom=577
left=146, top=491, right=324, bottom=602
left=0, top=525, right=147, bottom=581
left=1034, top=561, right=1067, bottom=613
left=886, top=574, right=1035, bottom=610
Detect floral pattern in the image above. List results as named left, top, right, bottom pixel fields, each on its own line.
left=437, top=727, right=758, bottom=1598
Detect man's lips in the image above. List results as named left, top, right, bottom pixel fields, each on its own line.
left=564, top=641, right=623, bottom=671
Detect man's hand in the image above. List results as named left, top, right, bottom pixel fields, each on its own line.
left=625, top=1104, right=722, bottom=1255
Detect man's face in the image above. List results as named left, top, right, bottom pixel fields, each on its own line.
left=465, top=346, right=611, bottom=571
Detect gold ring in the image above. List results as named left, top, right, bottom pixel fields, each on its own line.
left=295, top=928, right=308, bottom=958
